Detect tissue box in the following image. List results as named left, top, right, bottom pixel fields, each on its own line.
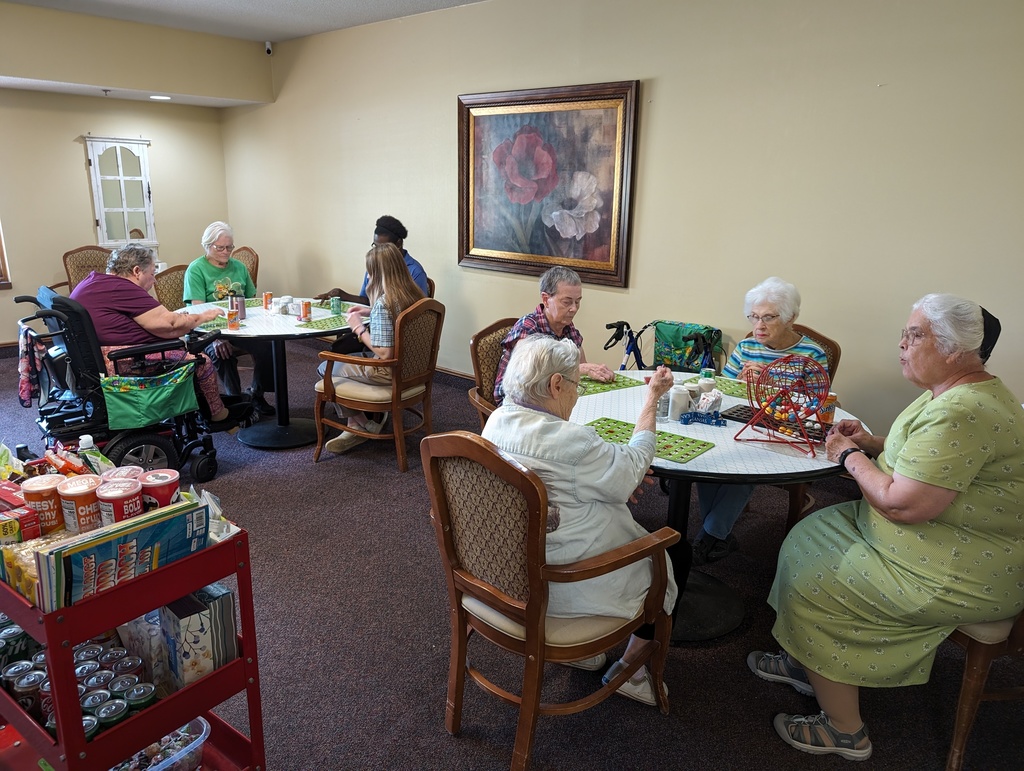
left=117, top=610, right=173, bottom=695
left=160, top=583, right=237, bottom=691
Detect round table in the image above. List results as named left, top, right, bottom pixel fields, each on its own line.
left=185, top=299, right=348, bottom=449
left=569, top=372, right=856, bottom=641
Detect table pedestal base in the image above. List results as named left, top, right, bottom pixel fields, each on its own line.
left=672, top=569, right=745, bottom=643
left=237, top=418, right=318, bottom=449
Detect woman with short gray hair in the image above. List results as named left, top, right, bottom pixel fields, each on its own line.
left=482, top=334, right=687, bottom=708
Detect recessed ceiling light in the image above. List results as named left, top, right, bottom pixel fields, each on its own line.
left=149, top=95, right=171, bottom=101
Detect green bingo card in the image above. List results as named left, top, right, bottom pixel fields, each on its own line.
left=579, top=373, right=645, bottom=396
left=587, top=417, right=715, bottom=463
left=197, top=316, right=242, bottom=330
left=213, top=298, right=262, bottom=309
left=313, top=300, right=355, bottom=313
left=296, top=315, right=348, bottom=331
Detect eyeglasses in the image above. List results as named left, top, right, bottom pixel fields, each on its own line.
left=562, top=376, right=587, bottom=397
left=900, top=329, right=928, bottom=346
left=210, top=244, right=235, bottom=253
left=747, top=313, right=780, bottom=325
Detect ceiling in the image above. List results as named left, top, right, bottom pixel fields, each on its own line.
left=3, top=0, right=485, bottom=106
left=6, top=0, right=483, bottom=42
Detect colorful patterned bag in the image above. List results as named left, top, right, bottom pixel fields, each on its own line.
left=651, top=321, right=724, bottom=373
left=101, top=362, right=198, bottom=430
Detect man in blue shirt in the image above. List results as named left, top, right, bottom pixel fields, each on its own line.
left=315, top=215, right=429, bottom=357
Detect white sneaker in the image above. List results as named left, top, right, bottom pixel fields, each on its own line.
left=363, top=418, right=386, bottom=435
left=603, top=660, right=667, bottom=707
left=562, top=653, right=607, bottom=671
left=324, top=431, right=367, bottom=454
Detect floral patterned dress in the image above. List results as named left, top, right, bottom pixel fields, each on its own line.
left=769, top=378, right=1024, bottom=687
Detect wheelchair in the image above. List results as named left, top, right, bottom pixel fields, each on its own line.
left=16, top=286, right=229, bottom=482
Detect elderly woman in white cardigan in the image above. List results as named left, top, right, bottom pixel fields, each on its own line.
left=481, top=334, right=689, bottom=706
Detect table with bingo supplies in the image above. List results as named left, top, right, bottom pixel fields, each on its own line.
left=579, top=373, right=645, bottom=397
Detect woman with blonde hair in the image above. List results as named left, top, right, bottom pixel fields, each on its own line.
left=324, top=242, right=425, bottom=454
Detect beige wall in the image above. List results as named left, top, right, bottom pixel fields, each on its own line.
left=2, top=0, right=1022, bottom=433
left=0, top=88, right=229, bottom=307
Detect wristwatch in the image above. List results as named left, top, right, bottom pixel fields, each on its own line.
left=837, top=447, right=867, bottom=470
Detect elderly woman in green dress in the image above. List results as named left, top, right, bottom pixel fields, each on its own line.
left=748, top=293, right=1023, bottom=761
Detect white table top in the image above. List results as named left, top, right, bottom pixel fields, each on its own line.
left=184, top=298, right=350, bottom=340
left=569, top=371, right=855, bottom=482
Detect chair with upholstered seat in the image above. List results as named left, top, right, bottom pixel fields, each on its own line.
left=153, top=265, right=188, bottom=311
left=314, top=297, right=445, bottom=471
left=944, top=612, right=1024, bottom=770
left=232, top=246, right=259, bottom=287
left=468, top=317, right=518, bottom=430
left=421, top=430, right=679, bottom=770
left=57, top=246, right=112, bottom=292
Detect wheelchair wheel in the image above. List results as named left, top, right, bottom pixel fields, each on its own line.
left=190, top=453, right=218, bottom=483
left=104, top=433, right=179, bottom=472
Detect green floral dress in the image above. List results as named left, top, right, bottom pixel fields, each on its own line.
left=769, top=378, right=1024, bottom=687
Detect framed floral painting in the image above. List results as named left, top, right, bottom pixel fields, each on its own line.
left=458, top=80, right=639, bottom=287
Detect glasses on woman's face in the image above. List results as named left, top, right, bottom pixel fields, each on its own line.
left=210, top=243, right=235, bottom=253
left=900, top=328, right=928, bottom=346
left=747, top=313, right=780, bottom=325
left=561, top=376, right=587, bottom=397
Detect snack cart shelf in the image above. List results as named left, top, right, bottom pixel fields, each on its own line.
left=0, top=528, right=265, bottom=770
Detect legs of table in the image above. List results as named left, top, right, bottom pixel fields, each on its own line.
left=236, top=339, right=318, bottom=449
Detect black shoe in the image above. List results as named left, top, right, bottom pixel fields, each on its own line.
left=249, top=390, right=276, bottom=417
left=691, top=532, right=738, bottom=566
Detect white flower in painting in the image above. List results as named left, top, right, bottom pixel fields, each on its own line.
left=542, top=171, right=603, bottom=241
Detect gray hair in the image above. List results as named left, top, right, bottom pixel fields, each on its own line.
left=912, top=293, right=984, bottom=358
left=201, top=221, right=234, bottom=249
left=503, top=335, right=580, bottom=406
left=107, top=243, right=155, bottom=277
left=744, top=276, right=801, bottom=323
left=540, top=266, right=582, bottom=296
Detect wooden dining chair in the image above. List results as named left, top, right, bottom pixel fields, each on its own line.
left=468, top=317, right=518, bottom=430
left=421, top=430, right=679, bottom=770
left=944, top=611, right=1024, bottom=770
left=58, top=246, right=112, bottom=292
left=232, top=246, right=259, bottom=287
left=128, top=227, right=146, bottom=240
left=314, top=298, right=445, bottom=471
left=153, top=265, right=189, bottom=311
left=426, top=277, right=436, bottom=298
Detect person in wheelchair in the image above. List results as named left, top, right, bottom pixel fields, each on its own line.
left=70, top=243, right=248, bottom=432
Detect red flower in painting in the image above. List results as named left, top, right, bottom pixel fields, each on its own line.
left=492, top=126, right=559, bottom=205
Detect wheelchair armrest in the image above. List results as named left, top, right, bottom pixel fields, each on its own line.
left=184, top=329, right=222, bottom=355
left=106, top=338, right=186, bottom=361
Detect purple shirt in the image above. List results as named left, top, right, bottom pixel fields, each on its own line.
left=70, top=271, right=163, bottom=346
left=493, top=303, right=584, bottom=404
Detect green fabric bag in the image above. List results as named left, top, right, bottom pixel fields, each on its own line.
left=101, top=362, right=199, bottom=430
left=651, top=321, right=725, bottom=373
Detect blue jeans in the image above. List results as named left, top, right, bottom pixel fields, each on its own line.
left=695, top=483, right=754, bottom=540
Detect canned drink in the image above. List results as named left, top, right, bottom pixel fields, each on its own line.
left=74, top=643, right=104, bottom=663
left=226, top=307, right=240, bottom=330
left=700, top=367, right=716, bottom=380
left=0, top=625, right=31, bottom=665
left=31, top=650, right=47, bottom=672
left=97, top=647, right=128, bottom=668
left=819, top=392, right=838, bottom=426
left=2, top=660, right=35, bottom=692
left=330, top=296, right=342, bottom=315
left=112, top=655, right=144, bottom=679
left=124, top=681, right=157, bottom=711
left=82, top=714, right=99, bottom=740
left=39, top=678, right=53, bottom=719
left=13, top=670, right=46, bottom=719
left=80, top=688, right=111, bottom=714
left=74, top=660, right=101, bottom=683
left=263, top=291, right=273, bottom=310
left=96, top=698, right=129, bottom=728
left=300, top=300, right=312, bottom=322
left=107, top=674, right=139, bottom=699
left=83, top=669, right=115, bottom=692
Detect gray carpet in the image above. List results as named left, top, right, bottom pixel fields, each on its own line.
left=1, top=339, right=1021, bottom=770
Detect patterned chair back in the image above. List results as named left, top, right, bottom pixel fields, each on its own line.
left=232, top=246, right=259, bottom=287
left=396, top=298, right=444, bottom=385
left=62, top=246, right=112, bottom=291
left=471, top=318, right=518, bottom=407
left=153, top=265, right=188, bottom=311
